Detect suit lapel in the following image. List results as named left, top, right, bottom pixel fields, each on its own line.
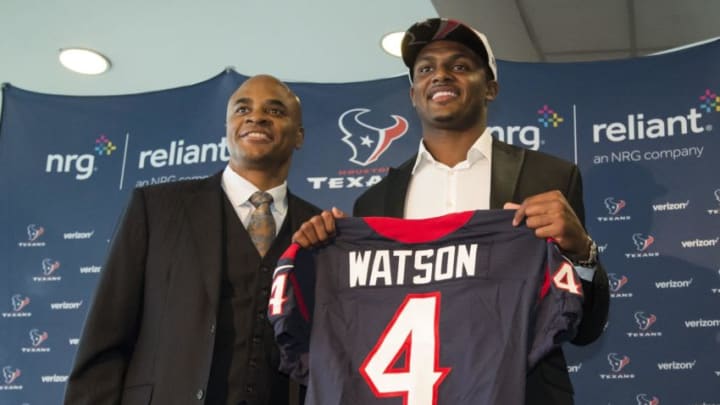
left=384, top=157, right=415, bottom=218
left=184, top=171, right=224, bottom=311
left=490, top=139, right=525, bottom=209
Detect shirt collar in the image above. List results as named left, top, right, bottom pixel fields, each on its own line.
left=221, top=165, right=288, bottom=215
left=411, top=128, right=493, bottom=174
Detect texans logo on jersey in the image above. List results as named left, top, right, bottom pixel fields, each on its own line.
left=607, top=353, right=630, bottom=373
left=632, top=233, right=654, bottom=252
left=339, top=108, right=408, bottom=166
left=634, top=311, right=657, bottom=331
left=604, top=197, right=626, bottom=215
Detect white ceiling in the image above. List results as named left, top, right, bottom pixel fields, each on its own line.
left=1, top=0, right=719, bottom=99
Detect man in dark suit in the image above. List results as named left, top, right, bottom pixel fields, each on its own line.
left=293, top=18, right=609, bottom=405
left=65, top=74, right=320, bottom=405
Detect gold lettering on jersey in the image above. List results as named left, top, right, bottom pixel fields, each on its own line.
left=348, top=244, right=477, bottom=287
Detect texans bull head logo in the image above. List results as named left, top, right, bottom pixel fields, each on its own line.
left=632, top=233, right=654, bottom=252
left=2, top=366, right=21, bottom=385
left=607, top=353, right=630, bottom=373
left=29, top=329, right=48, bottom=347
left=27, top=224, right=44, bottom=242
left=636, top=393, right=660, bottom=405
left=11, top=294, right=30, bottom=312
left=608, top=273, right=628, bottom=292
left=634, top=311, right=657, bottom=331
left=604, top=197, right=626, bottom=215
left=339, top=108, right=408, bottom=166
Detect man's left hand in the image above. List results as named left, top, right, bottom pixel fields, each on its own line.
left=504, top=190, right=591, bottom=262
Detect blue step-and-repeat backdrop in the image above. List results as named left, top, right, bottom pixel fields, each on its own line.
left=1, top=39, right=719, bottom=404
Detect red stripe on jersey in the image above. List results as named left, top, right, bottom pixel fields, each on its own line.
left=281, top=243, right=301, bottom=260
left=539, top=267, right=552, bottom=300
left=363, top=211, right=474, bottom=243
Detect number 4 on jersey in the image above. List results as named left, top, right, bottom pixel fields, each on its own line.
left=552, top=262, right=583, bottom=296
left=268, top=273, right=289, bottom=316
left=359, top=292, right=451, bottom=405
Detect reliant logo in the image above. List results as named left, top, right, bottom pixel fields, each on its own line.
left=684, top=318, right=720, bottom=328
left=608, top=273, right=632, bottom=298
left=80, top=265, right=102, bottom=274
left=45, top=134, right=116, bottom=180
left=1, top=366, right=22, bottom=390
left=681, top=237, right=719, bottom=248
left=50, top=300, right=83, bottom=311
left=600, top=353, right=634, bottom=379
left=18, top=224, right=46, bottom=247
left=33, top=258, right=61, bottom=282
left=490, top=104, right=564, bottom=151
left=2, top=294, right=32, bottom=318
left=592, top=88, right=716, bottom=143
left=652, top=200, right=690, bottom=212
left=339, top=108, right=409, bottom=167
left=636, top=393, right=660, bottom=405
left=21, top=329, right=50, bottom=353
left=625, top=233, right=659, bottom=259
left=597, top=197, right=631, bottom=222
left=657, top=360, right=696, bottom=371
left=566, top=363, right=582, bottom=373
left=63, top=230, right=95, bottom=240
left=627, top=311, right=662, bottom=337
left=137, top=138, right=229, bottom=169
left=655, top=278, right=693, bottom=289
left=707, top=189, right=720, bottom=215
left=40, top=374, right=68, bottom=383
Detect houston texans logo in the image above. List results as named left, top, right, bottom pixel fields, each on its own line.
left=607, top=353, right=630, bottom=373
left=632, top=233, right=654, bottom=251
left=634, top=311, right=657, bottom=331
left=714, top=189, right=720, bottom=203
left=27, top=224, right=44, bottom=242
left=636, top=393, right=660, bottom=405
left=2, top=366, right=21, bottom=385
left=11, top=294, right=30, bottom=312
left=29, top=329, right=48, bottom=347
left=608, top=273, right=628, bottom=292
left=41, top=258, right=60, bottom=275
left=339, top=108, right=408, bottom=166
left=604, top=197, right=626, bottom=215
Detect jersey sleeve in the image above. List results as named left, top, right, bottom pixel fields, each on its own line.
left=267, top=243, right=316, bottom=385
left=527, top=240, right=585, bottom=368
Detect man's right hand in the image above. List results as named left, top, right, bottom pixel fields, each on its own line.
left=292, top=207, right=346, bottom=248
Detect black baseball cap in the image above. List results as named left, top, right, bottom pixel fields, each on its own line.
left=401, top=18, right=498, bottom=81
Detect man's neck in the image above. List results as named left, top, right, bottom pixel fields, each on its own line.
left=421, top=127, right=487, bottom=167
left=229, top=164, right=288, bottom=191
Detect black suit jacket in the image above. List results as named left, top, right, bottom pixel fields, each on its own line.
left=354, top=139, right=610, bottom=405
left=64, top=171, right=320, bottom=405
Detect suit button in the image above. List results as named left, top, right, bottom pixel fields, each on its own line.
left=246, top=385, right=255, bottom=393
left=260, top=266, right=270, bottom=272
left=210, top=323, right=216, bottom=334
left=195, top=389, right=204, bottom=400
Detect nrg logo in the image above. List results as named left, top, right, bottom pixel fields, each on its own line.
left=44, top=134, right=116, bottom=180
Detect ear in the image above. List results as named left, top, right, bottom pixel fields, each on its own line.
left=295, top=127, right=305, bottom=149
left=485, top=80, right=499, bottom=102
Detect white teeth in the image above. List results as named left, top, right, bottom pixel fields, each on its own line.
left=245, top=132, right=270, bottom=140
left=432, top=91, right=457, bottom=101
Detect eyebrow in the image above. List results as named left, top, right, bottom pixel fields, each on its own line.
left=233, top=97, right=288, bottom=109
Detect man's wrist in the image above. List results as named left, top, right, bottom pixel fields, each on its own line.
left=570, top=236, right=598, bottom=267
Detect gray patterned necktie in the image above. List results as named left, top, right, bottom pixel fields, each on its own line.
left=247, top=191, right=276, bottom=257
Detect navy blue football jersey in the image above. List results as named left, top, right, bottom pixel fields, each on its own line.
left=268, top=210, right=584, bottom=405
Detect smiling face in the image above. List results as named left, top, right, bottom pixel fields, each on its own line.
left=410, top=40, right=498, bottom=131
left=225, top=75, right=304, bottom=175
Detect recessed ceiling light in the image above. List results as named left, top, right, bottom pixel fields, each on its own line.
left=381, top=32, right=405, bottom=57
left=58, top=48, right=111, bottom=75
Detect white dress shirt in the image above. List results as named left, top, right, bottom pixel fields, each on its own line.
left=221, top=165, right=288, bottom=235
left=405, top=129, right=493, bottom=219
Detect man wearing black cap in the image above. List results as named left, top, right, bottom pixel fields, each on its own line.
left=294, top=18, right=609, bottom=405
